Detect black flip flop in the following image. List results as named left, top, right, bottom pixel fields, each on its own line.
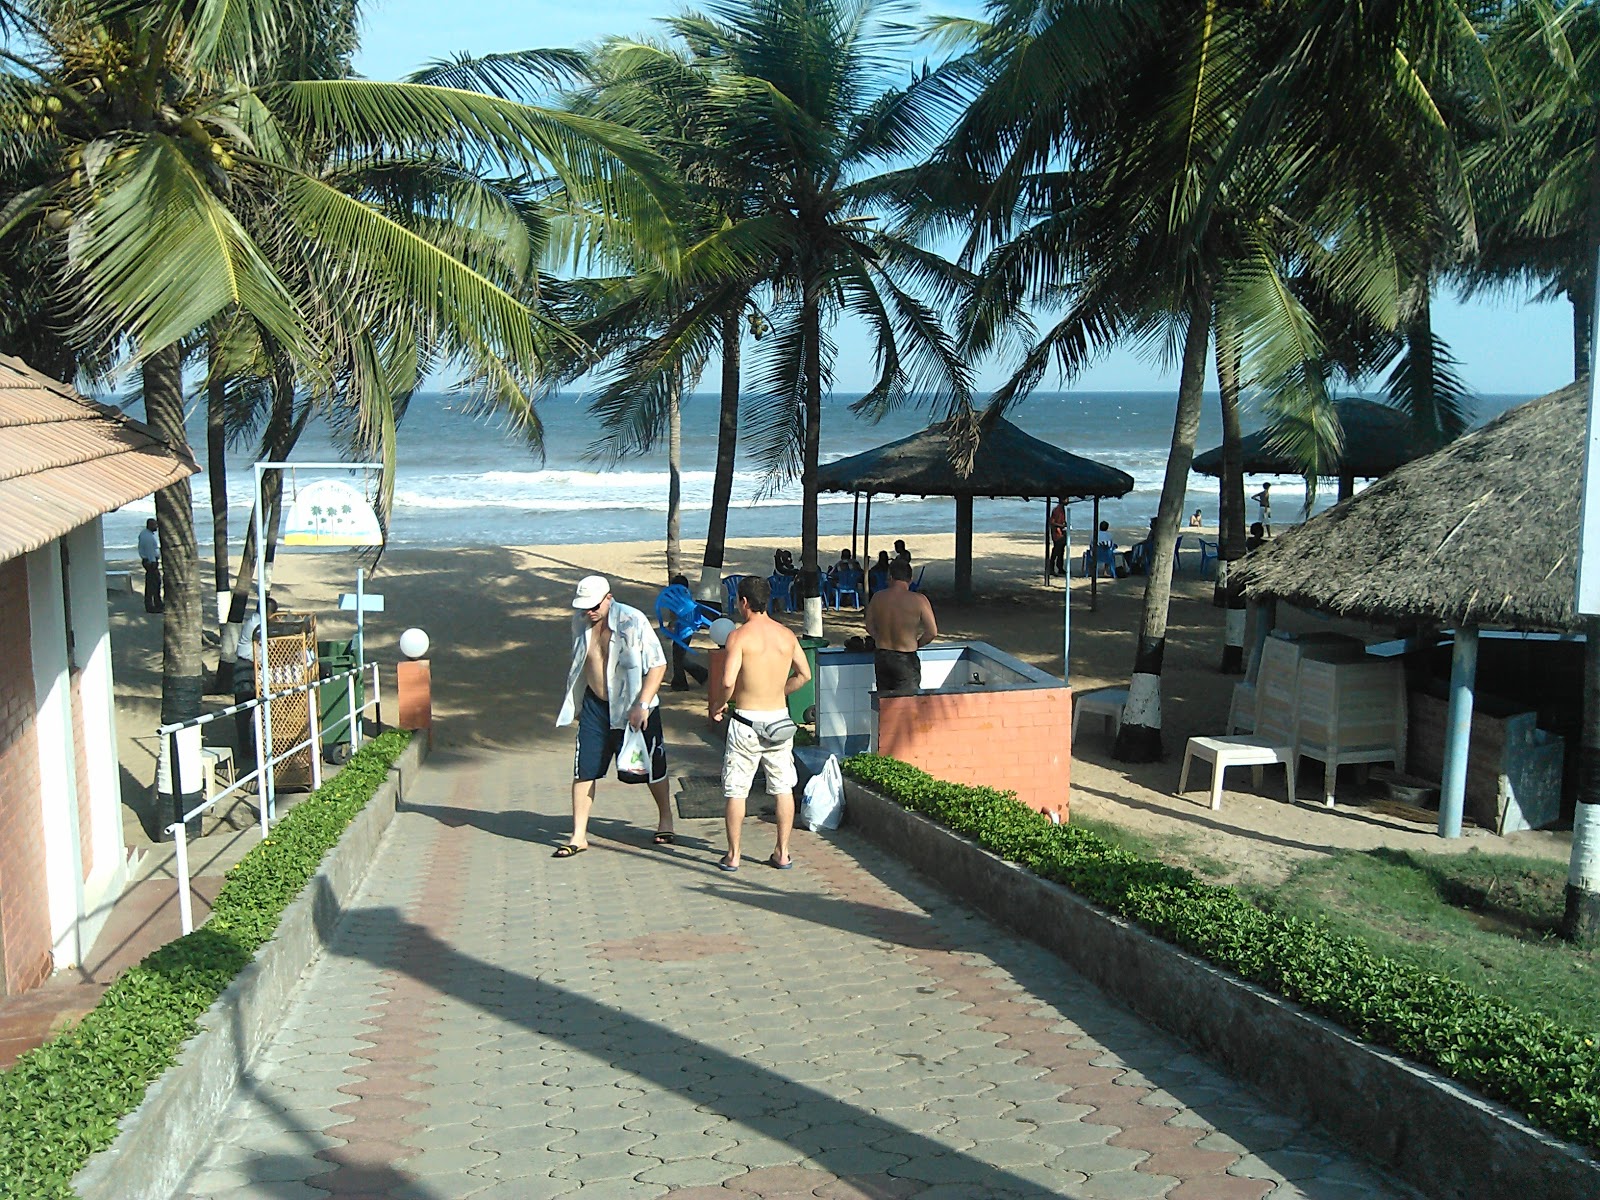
left=552, top=844, right=588, bottom=859
left=653, top=831, right=676, bottom=846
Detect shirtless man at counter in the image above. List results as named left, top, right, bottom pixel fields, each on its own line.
left=719, top=575, right=810, bottom=871
left=864, top=558, right=937, bottom=696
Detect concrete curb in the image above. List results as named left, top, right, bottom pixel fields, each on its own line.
left=73, top=736, right=427, bottom=1200
left=841, top=777, right=1600, bottom=1200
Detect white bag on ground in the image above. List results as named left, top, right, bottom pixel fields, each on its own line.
left=800, top=754, right=844, bottom=831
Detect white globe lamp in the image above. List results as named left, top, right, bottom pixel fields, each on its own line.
left=709, top=617, right=736, bottom=647
left=399, top=627, right=430, bottom=660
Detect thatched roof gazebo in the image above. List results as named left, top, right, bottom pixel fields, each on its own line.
left=815, top=415, right=1134, bottom=602
left=1193, top=398, right=1442, bottom=500
left=1241, top=382, right=1584, bottom=837
left=1243, top=383, right=1582, bottom=633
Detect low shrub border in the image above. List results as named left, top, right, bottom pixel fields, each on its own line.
left=842, top=754, right=1600, bottom=1157
left=0, top=730, right=413, bottom=1200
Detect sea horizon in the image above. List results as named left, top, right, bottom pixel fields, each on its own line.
left=101, top=388, right=1541, bottom=559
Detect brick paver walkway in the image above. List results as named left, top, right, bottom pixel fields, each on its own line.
left=178, top=739, right=1416, bottom=1199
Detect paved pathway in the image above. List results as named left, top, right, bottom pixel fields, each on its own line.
left=179, top=739, right=1416, bottom=1199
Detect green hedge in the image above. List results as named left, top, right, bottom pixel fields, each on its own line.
left=0, top=730, right=412, bottom=1200
left=842, top=753, right=1600, bottom=1154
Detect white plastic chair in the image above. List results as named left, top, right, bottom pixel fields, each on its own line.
left=1177, top=638, right=1298, bottom=810
left=1072, top=687, right=1128, bottom=744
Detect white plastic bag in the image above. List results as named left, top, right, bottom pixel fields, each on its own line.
left=616, top=725, right=651, bottom=784
left=800, top=754, right=844, bottom=831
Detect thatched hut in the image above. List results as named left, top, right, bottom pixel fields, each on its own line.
left=815, top=416, right=1133, bottom=602
left=1242, top=383, right=1584, bottom=836
left=1243, top=384, right=1582, bottom=633
left=1193, top=397, right=1442, bottom=500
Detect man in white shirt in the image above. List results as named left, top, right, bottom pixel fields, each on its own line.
left=137, top=518, right=162, bottom=613
left=554, top=576, right=673, bottom=858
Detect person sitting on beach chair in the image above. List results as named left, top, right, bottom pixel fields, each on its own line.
left=1086, top=521, right=1118, bottom=579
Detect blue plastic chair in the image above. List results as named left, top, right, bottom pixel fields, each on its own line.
left=833, top=567, right=864, bottom=609
left=908, top=564, right=927, bottom=593
left=655, top=585, right=715, bottom=650
left=767, top=572, right=796, bottom=614
left=722, top=574, right=749, bottom=612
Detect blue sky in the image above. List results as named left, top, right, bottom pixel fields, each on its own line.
left=355, top=0, right=1576, bottom=397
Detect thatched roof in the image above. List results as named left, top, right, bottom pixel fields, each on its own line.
left=0, top=354, right=198, bottom=564
left=1192, top=398, right=1434, bottom=480
left=815, top=416, right=1134, bottom=500
left=1242, top=383, right=1584, bottom=632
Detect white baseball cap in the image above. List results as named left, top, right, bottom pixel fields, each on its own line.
left=573, top=575, right=610, bottom=609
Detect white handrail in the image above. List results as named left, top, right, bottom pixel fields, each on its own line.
left=162, top=661, right=383, bottom=934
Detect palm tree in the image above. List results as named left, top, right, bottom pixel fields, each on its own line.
left=0, top=0, right=672, bottom=814
left=935, top=0, right=1490, bottom=758
left=656, top=0, right=973, bottom=633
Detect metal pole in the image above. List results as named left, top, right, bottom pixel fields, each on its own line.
left=1062, top=503, right=1071, bottom=685
left=851, top=493, right=860, bottom=563
left=1438, top=626, right=1479, bottom=839
left=862, top=493, right=873, bottom=574
left=1090, top=497, right=1101, bottom=612
left=308, top=685, right=324, bottom=791
left=173, top=823, right=193, bottom=935
left=254, top=699, right=270, bottom=839
left=348, top=673, right=361, bottom=752
left=355, top=567, right=366, bottom=706
left=254, top=463, right=276, bottom=820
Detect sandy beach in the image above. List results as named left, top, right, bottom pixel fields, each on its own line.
left=107, top=531, right=1568, bottom=884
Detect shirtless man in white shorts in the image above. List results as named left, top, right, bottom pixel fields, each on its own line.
left=718, top=574, right=811, bottom=871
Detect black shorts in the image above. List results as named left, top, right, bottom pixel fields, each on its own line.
left=874, top=648, right=921, bottom=697
left=574, top=688, right=666, bottom=783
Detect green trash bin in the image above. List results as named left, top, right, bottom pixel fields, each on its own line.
left=317, top=639, right=361, bottom=763
left=789, top=636, right=829, bottom=726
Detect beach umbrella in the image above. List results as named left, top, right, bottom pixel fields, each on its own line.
left=814, top=416, right=1133, bottom=604
left=1192, top=398, right=1441, bottom=501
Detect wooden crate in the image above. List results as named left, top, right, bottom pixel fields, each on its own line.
left=259, top=614, right=317, bottom=789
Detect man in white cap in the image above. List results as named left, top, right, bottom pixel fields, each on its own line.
left=554, top=575, right=673, bottom=857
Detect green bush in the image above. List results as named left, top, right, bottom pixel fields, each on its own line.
left=842, top=753, right=1600, bottom=1153
left=0, top=730, right=412, bottom=1200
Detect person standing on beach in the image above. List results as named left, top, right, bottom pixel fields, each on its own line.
left=138, top=518, right=162, bottom=613
left=554, top=575, right=674, bottom=857
left=1048, top=500, right=1068, bottom=575
left=865, top=559, right=937, bottom=696
left=718, top=575, right=810, bottom=871
left=1252, top=482, right=1272, bottom=535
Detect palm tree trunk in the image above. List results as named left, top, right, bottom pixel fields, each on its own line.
left=699, top=306, right=743, bottom=602
left=666, top=369, right=683, bottom=580
left=206, top=350, right=230, bottom=602
left=1114, top=292, right=1211, bottom=762
left=144, top=343, right=204, bottom=824
left=1401, top=277, right=1441, bottom=441
left=1214, top=326, right=1247, bottom=673
left=800, top=284, right=824, bottom=638
left=215, top=372, right=309, bottom=691
left=1565, top=617, right=1600, bottom=944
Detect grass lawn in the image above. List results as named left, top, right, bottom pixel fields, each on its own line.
left=1251, top=847, right=1599, bottom=1032
left=1072, top=815, right=1596, bottom=1032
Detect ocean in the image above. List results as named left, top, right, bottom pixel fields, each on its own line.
left=101, top=390, right=1535, bottom=558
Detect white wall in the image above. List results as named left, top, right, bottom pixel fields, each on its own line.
left=65, top=520, right=129, bottom=933
left=25, top=542, right=86, bottom=970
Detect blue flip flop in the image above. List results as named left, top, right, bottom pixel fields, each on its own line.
left=717, top=857, right=739, bottom=872
left=766, top=856, right=794, bottom=870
